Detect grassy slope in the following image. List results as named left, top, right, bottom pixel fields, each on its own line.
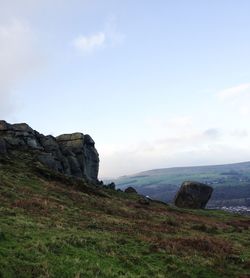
left=0, top=152, right=250, bottom=278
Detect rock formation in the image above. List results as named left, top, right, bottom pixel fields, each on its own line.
left=174, top=181, right=213, bottom=209
left=0, top=120, right=99, bottom=182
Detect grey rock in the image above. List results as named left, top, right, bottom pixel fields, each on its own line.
left=37, top=153, right=63, bottom=173
left=12, top=123, right=34, bottom=133
left=1, top=121, right=42, bottom=151
left=174, top=181, right=213, bottom=209
left=4, top=135, right=25, bottom=148
left=84, top=134, right=95, bottom=145
left=26, top=138, right=40, bottom=149
left=39, top=135, right=60, bottom=153
left=67, top=155, right=83, bottom=177
left=83, top=136, right=99, bottom=181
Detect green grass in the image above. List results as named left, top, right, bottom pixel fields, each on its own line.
left=0, top=151, right=250, bottom=277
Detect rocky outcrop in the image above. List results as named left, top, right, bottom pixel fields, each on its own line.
left=174, top=181, right=213, bottom=209
left=0, top=120, right=99, bottom=182
left=56, top=133, right=99, bottom=181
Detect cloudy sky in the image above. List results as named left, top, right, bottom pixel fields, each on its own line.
left=1, top=0, right=250, bottom=178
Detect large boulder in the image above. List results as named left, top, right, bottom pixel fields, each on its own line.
left=174, top=181, right=213, bottom=209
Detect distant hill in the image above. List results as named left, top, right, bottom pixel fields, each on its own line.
left=114, top=162, right=250, bottom=207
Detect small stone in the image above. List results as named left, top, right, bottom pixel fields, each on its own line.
left=124, top=187, right=137, bottom=194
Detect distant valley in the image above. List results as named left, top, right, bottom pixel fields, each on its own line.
left=113, top=161, right=250, bottom=208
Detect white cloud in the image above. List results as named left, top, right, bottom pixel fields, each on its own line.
left=72, top=17, right=124, bottom=54
left=73, top=32, right=106, bottom=53
left=217, top=83, right=250, bottom=100
left=104, top=16, right=125, bottom=46
left=230, top=129, right=248, bottom=138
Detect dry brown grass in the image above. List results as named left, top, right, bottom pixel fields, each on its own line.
left=145, top=236, right=235, bottom=256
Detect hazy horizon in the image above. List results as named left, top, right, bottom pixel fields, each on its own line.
left=102, top=159, right=250, bottom=180
left=1, top=0, right=250, bottom=178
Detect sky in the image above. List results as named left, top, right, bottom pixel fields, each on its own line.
left=1, top=0, right=250, bottom=178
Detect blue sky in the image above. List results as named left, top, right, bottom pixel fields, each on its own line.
left=1, top=0, right=250, bottom=177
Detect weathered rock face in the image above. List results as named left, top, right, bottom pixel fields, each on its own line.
left=56, top=133, right=99, bottom=181
left=174, top=181, right=213, bottom=209
left=0, top=120, right=99, bottom=182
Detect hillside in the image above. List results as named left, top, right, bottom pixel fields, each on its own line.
left=0, top=151, right=250, bottom=277
left=114, top=162, right=250, bottom=207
